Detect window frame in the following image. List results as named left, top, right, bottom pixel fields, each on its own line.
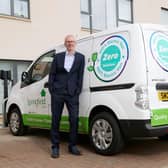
left=26, top=50, right=55, bottom=85
left=80, top=0, right=134, bottom=33
left=81, top=0, right=93, bottom=33
left=0, top=0, right=30, bottom=19
left=116, top=0, right=133, bottom=26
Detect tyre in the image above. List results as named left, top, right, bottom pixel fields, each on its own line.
left=9, top=108, right=27, bottom=136
left=89, top=112, right=125, bottom=155
left=158, top=134, right=168, bottom=140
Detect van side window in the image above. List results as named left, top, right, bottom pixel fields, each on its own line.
left=30, top=51, right=55, bottom=83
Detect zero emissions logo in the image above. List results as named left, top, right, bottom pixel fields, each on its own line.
left=88, top=35, right=129, bottom=82
left=150, top=31, right=168, bottom=71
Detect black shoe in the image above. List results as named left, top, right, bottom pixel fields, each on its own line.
left=68, top=146, right=82, bottom=155
left=51, top=147, right=59, bottom=158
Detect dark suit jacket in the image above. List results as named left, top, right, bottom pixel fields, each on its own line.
left=48, top=51, right=85, bottom=96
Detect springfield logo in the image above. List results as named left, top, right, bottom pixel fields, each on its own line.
left=88, top=35, right=129, bottom=82
left=150, top=31, right=168, bottom=71
left=27, top=89, right=46, bottom=106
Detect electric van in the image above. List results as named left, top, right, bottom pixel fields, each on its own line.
left=6, top=24, right=168, bottom=155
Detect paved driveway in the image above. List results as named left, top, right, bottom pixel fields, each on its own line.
left=1, top=128, right=168, bottom=168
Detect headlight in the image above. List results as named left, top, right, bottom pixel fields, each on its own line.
left=135, top=85, right=149, bottom=110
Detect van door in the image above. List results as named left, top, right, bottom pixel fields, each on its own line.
left=76, top=37, right=92, bottom=133
left=21, top=50, right=55, bottom=128
left=142, top=25, right=168, bottom=127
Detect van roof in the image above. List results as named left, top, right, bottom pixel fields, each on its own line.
left=78, top=23, right=168, bottom=41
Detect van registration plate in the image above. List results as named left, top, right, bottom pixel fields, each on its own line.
left=158, top=91, right=168, bottom=101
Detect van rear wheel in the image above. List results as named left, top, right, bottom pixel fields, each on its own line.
left=9, top=108, right=27, bottom=136
left=89, top=112, right=125, bottom=155
left=158, top=134, right=168, bottom=140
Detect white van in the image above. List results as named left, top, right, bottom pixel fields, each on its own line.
left=6, top=24, right=168, bottom=155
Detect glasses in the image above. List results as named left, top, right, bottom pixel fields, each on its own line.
left=65, top=41, right=75, bottom=43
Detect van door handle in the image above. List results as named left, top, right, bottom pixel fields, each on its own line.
left=44, top=82, right=49, bottom=88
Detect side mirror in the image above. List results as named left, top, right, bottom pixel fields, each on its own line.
left=21, top=71, right=29, bottom=82
left=44, top=82, right=49, bottom=88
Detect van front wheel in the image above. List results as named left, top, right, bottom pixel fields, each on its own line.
left=9, top=108, right=27, bottom=136
left=89, top=112, right=124, bottom=155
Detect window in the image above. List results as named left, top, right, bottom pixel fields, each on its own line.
left=0, top=60, right=31, bottom=114
left=160, top=7, right=168, bottom=25
left=80, top=0, right=91, bottom=30
left=30, top=50, right=55, bottom=83
left=0, top=0, right=30, bottom=18
left=92, top=0, right=107, bottom=30
left=80, top=0, right=133, bottom=33
left=117, top=0, right=132, bottom=24
left=0, top=0, right=11, bottom=15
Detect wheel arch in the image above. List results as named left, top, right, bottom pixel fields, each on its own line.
left=88, top=105, right=124, bottom=136
left=89, top=105, right=118, bottom=123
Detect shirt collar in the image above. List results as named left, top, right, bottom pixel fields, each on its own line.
left=66, top=51, right=75, bottom=56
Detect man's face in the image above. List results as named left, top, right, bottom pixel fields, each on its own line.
left=64, top=35, right=76, bottom=53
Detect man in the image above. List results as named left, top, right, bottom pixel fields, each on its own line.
left=48, top=35, right=85, bottom=158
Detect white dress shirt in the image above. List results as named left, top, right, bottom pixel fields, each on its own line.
left=64, top=51, right=75, bottom=72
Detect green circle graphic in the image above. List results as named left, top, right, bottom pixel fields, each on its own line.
left=157, top=39, right=168, bottom=62
left=100, top=45, right=121, bottom=72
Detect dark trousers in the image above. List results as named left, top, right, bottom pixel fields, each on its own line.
left=51, top=93, right=79, bottom=148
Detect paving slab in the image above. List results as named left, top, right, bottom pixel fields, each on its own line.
left=1, top=128, right=168, bottom=168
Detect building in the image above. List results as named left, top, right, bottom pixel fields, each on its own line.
left=0, top=0, right=168, bottom=113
